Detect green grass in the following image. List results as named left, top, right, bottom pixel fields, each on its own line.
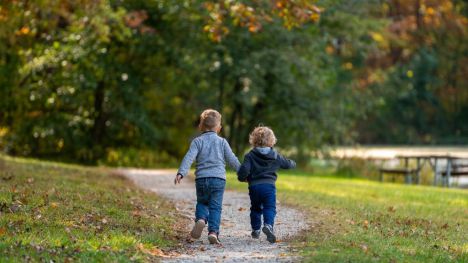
left=0, top=156, right=181, bottom=262
left=226, top=171, right=468, bottom=262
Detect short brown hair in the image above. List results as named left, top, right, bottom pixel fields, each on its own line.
left=249, top=126, right=277, bottom=147
left=199, top=109, right=222, bottom=131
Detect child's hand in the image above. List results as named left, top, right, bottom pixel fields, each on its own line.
left=174, top=173, right=183, bottom=185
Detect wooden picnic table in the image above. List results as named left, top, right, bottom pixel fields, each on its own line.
left=393, top=155, right=468, bottom=186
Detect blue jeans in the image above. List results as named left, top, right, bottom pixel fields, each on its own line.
left=249, top=183, right=276, bottom=231
left=195, top=177, right=225, bottom=234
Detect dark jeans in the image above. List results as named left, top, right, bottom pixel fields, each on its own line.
left=249, top=183, right=276, bottom=231
left=195, top=177, right=225, bottom=234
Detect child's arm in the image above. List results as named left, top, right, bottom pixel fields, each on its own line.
left=278, top=154, right=296, bottom=169
left=223, top=139, right=241, bottom=172
left=237, top=154, right=251, bottom=182
left=175, top=140, right=199, bottom=183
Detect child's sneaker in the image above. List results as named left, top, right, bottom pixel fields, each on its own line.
left=251, top=230, right=261, bottom=239
left=262, top=224, right=276, bottom=243
left=190, top=219, right=206, bottom=239
left=208, top=232, right=221, bottom=244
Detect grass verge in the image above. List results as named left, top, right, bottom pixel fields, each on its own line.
left=226, top=171, right=468, bottom=262
left=0, top=155, right=181, bottom=262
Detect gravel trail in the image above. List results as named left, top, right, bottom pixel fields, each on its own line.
left=121, top=169, right=308, bottom=262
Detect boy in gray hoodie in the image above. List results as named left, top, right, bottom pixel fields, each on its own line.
left=175, top=109, right=240, bottom=244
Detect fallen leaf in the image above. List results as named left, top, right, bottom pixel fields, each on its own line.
left=238, top=207, right=247, bottom=211
left=137, top=243, right=167, bottom=257
left=102, top=218, right=108, bottom=224
left=388, top=206, right=396, bottom=212
left=361, top=244, right=368, bottom=253
left=132, top=210, right=141, bottom=217
left=0, top=227, right=6, bottom=236
left=50, top=202, right=59, bottom=208
left=363, top=220, right=369, bottom=229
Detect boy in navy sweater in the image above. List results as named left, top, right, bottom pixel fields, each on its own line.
left=237, top=126, right=296, bottom=243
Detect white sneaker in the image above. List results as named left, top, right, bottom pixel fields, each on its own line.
left=208, top=232, right=220, bottom=244
left=190, top=219, right=206, bottom=239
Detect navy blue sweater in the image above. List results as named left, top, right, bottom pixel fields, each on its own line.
left=237, top=148, right=296, bottom=186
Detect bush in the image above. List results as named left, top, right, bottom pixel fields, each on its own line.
left=98, top=148, right=178, bottom=168
left=334, top=158, right=380, bottom=179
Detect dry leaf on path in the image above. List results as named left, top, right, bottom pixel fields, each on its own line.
left=137, top=243, right=168, bottom=257
left=361, top=244, right=369, bottom=253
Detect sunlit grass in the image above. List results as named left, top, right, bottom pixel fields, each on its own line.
left=227, top=172, right=468, bottom=262
left=0, top=156, right=180, bottom=262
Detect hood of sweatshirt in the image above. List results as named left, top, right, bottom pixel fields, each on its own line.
left=252, top=147, right=277, bottom=161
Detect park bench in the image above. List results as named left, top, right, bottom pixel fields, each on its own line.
left=379, top=156, right=422, bottom=184
left=379, top=155, right=468, bottom=187
left=439, top=158, right=468, bottom=186
left=379, top=168, right=419, bottom=184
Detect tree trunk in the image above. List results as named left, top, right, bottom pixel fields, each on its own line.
left=227, top=79, right=243, bottom=151
left=91, top=81, right=106, bottom=146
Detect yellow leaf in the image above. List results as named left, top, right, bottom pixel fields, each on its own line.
left=343, top=62, right=353, bottom=70
left=426, top=7, right=435, bottom=16
left=310, top=13, right=320, bottom=22
left=370, top=32, right=384, bottom=43
left=407, top=70, right=414, bottom=78
left=16, top=26, right=30, bottom=35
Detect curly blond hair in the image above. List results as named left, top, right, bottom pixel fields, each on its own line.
left=199, top=109, right=222, bottom=131
left=249, top=126, right=277, bottom=147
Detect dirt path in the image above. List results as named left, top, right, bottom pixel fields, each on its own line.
left=121, top=169, right=308, bottom=262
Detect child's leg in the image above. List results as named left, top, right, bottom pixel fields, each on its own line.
left=195, top=179, right=209, bottom=222
left=249, top=185, right=263, bottom=231
left=260, top=184, right=277, bottom=227
left=207, top=178, right=225, bottom=234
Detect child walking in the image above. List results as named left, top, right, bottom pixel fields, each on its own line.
left=175, top=109, right=240, bottom=244
left=237, top=126, right=296, bottom=243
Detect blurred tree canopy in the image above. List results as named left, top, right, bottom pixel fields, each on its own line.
left=0, top=0, right=467, bottom=166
